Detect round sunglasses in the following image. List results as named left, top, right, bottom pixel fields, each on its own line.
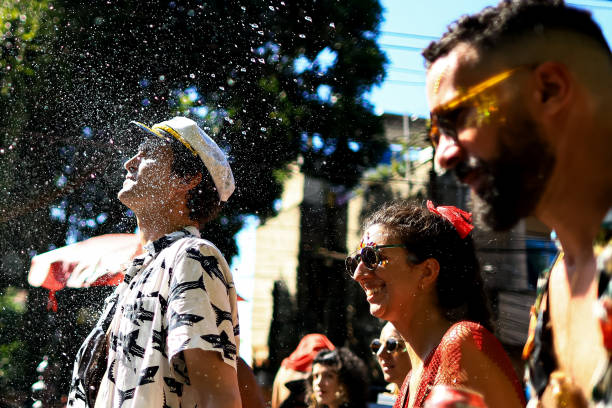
left=345, top=244, right=416, bottom=277
left=370, top=337, right=406, bottom=354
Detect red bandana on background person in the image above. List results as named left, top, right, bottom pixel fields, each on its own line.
left=281, top=334, right=336, bottom=373
left=271, top=333, right=336, bottom=408
left=281, top=333, right=335, bottom=373
left=426, top=200, right=474, bottom=239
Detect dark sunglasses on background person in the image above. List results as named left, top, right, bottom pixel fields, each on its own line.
left=370, top=337, right=406, bottom=354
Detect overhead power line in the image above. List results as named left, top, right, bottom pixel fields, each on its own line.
left=381, top=31, right=438, bottom=40
left=386, top=79, right=426, bottom=86
left=389, top=67, right=426, bottom=74
left=379, top=43, right=424, bottom=52
left=567, top=0, right=612, bottom=10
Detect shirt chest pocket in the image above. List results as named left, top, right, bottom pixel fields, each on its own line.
left=120, top=297, right=158, bottom=330
left=109, top=297, right=161, bottom=365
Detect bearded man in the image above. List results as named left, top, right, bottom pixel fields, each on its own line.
left=423, top=1, right=612, bottom=406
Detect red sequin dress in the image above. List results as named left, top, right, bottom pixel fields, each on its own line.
left=393, top=321, right=525, bottom=408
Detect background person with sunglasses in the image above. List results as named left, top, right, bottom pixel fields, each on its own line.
left=371, top=322, right=412, bottom=400
left=348, top=200, right=524, bottom=408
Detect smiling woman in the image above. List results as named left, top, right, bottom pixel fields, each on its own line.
left=350, top=200, right=525, bottom=408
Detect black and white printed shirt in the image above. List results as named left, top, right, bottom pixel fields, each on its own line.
left=67, top=226, right=239, bottom=408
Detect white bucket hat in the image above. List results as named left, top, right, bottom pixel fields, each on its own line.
left=130, top=116, right=235, bottom=202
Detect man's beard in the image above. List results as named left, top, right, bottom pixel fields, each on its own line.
left=454, top=114, right=556, bottom=231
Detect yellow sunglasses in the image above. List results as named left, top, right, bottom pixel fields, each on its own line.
left=429, top=65, right=532, bottom=148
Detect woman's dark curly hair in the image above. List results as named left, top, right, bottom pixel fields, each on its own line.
left=364, top=200, right=492, bottom=331
left=306, top=348, right=369, bottom=408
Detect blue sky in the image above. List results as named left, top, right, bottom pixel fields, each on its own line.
left=368, top=0, right=612, bottom=117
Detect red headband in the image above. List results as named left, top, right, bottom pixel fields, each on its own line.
left=426, top=200, right=474, bottom=239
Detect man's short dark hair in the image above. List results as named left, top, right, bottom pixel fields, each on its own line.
left=168, top=138, right=223, bottom=226
left=139, top=136, right=223, bottom=226
left=422, top=0, right=611, bottom=66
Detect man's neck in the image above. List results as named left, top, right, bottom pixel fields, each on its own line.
left=537, top=122, right=612, bottom=263
left=549, top=209, right=606, bottom=267
left=135, top=207, right=199, bottom=245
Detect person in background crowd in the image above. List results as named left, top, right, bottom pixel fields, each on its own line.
left=372, top=322, right=411, bottom=396
left=272, top=333, right=336, bottom=408
left=347, top=200, right=525, bottom=408
left=306, top=348, right=369, bottom=408
left=67, top=117, right=240, bottom=408
left=422, top=1, right=612, bottom=405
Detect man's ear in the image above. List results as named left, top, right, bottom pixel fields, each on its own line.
left=177, top=173, right=202, bottom=192
left=418, top=258, right=440, bottom=290
left=531, top=62, right=572, bottom=116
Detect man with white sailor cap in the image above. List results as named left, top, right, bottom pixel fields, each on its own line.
left=68, top=117, right=241, bottom=408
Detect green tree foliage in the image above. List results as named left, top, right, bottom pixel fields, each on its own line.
left=0, top=288, right=27, bottom=396
left=0, top=0, right=388, bottom=276
left=0, top=0, right=387, bottom=403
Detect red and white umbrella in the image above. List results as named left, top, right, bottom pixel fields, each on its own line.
left=28, top=233, right=143, bottom=311
left=28, top=233, right=244, bottom=311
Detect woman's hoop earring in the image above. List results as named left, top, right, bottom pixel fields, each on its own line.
left=335, top=384, right=348, bottom=405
